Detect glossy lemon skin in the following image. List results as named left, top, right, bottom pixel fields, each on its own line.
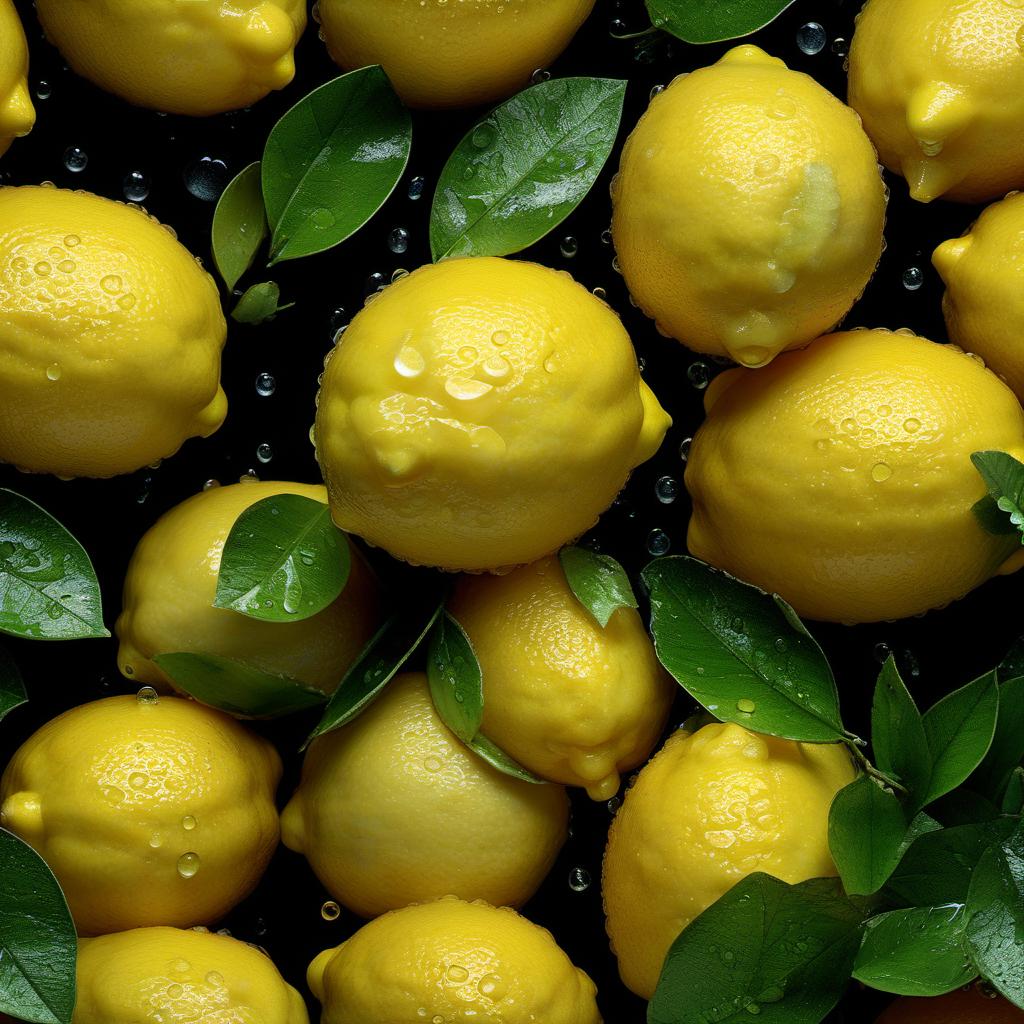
left=316, top=0, right=595, bottom=109
left=116, top=480, right=383, bottom=697
left=35, top=0, right=306, bottom=116
left=935, top=192, right=1024, bottom=403
left=611, top=45, right=886, bottom=367
left=686, top=329, right=1024, bottom=624
left=876, top=986, right=1024, bottom=1023
left=0, top=0, right=34, bottom=158
left=309, top=897, right=602, bottom=1024
left=849, top=0, right=1024, bottom=203
left=314, top=257, right=670, bottom=572
left=602, top=723, right=855, bottom=999
left=0, top=186, right=227, bottom=478
left=0, top=695, right=281, bottom=935
left=448, top=555, right=675, bottom=801
left=281, top=673, right=569, bottom=918
left=74, top=928, right=308, bottom=1024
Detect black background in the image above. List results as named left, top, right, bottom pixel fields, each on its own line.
left=2, top=0, right=1020, bottom=1020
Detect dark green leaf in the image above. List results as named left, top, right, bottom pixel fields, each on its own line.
left=999, top=639, right=1024, bottom=681
left=853, top=904, right=975, bottom=996
left=973, top=495, right=1018, bottom=537
left=648, top=874, right=864, bottom=1024
left=427, top=612, right=483, bottom=744
left=467, top=733, right=546, bottom=784
left=263, top=67, right=411, bottom=264
left=558, top=546, right=637, bottom=629
left=971, top=451, right=1024, bottom=542
left=153, top=652, right=326, bottom=718
left=212, top=161, right=267, bottom=291
left=871, top=657, right=931, bottom=802
left=0, top=646, right=26, bottom=722
left=645, top=0, right=799, bottom=44
left=0, top=828, right=76, bottom=1024
left=930, top=788, right=1003, bottom=827
left=214, top=494, right=350, bottom=623
left=430, top=77, right=625, bottom=261
left=1003, top=769, right=1024, bottom=815
left=0, top=490, right=108, bottom=640
left=972, top=675, right=1024, bottom=802
left=642, top=557, right=844, bottom=743
left=231, top=281, right=292, bottom=325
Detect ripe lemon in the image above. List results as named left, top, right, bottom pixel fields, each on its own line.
left=848, top=0, right=1024, bottom=203
left=602, top=722, right=855, bottom=999
left=314, top=257, right=670, bottom=572
left=685, top=329, right=1024, bottom=624
left=611, top=45, right=885, bottom=367
left=876, top=987, right=1024, bottom=1023
left=75, top=927, right=308, bottom=1024
left=116, top=480, right=382, bottom=697
left=0, top=694, right=281, bottom=935
left=0, top=0, right=34, bottom=159
left=35, top=0, right=305, bottom=117
left=448, top=554, right=675, bottom=800
left=0, top=186, right=227, bottom=479
left=315, top=0, right=595, bottom=109
left=281, top=672, right=569, bottom=918
left=309, top=897, right=601, bottom=1024
left=934, top=192, right=1024, bottom=402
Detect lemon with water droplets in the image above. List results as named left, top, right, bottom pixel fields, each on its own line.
left=0, top=0, right=34, bottom=159
left=0, top=694, right=281, bottom=935
left=602, top=722, right=855, bottom=999
left=611, top=45, right=886, bottom=367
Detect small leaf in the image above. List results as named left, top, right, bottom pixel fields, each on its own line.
left=645, top=0, right=799, bottom=44
left=558, top=546, right=637, bottom=629
left=871, top=657, right=932, bottom=804
left=972, top=495, right=1018, bottom=536
left=0, top=646, right=26, bottom=722
left=231, top=282, right=293, bottom=325
left=214, top=494, right=351, bottom=623
left=430, top=77, right=626, bottom=261
left=153, top=652, right=326, bottom=718
left=427, top=612, right=483, bottom=744
left=648, top=874, right=864, bottom=1024
left=0, top=828, right=76, bottom=1024
left=971, top=674, right=1024, bottom=802
left=212, top=161, right=267, bottom=290
left=467, top=733, right=546, bottom=784
left=1002, top=768, right=1024, bottom=815
left=642, top=557, right=845, bottom=743
left=263, top=66, right=412, bottom=264
left=853, top=904, right=975, bottom=996
left=0, top=490, right=108, bottom=640
left=971, top=451, right=1024, bottom=542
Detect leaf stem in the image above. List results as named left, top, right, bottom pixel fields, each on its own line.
left=610, top=25, right=660, bottom=41
left=844, top=737, right=908, bottom=795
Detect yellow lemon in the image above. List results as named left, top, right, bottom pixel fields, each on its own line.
left=0, top=694, right=281, bottom=935
left=74, top=927, right=308, bottom=1024
left=314, top=257, right=670, bottom=572
left=602, top=722, right=855, bottom=999
left=848, top=0, right=1024, bottom=204
left=0, top=186, right=227, bottom=479
left=315, top=0, right=595, bottom=109
left=309, top=897, right=601, bottom=1024
left=685, top=329, right=1024, bottom=624
left=281, top=672, right=569, bottom=918
left=35, top=0, right=305, bottom=116
left=611, top=45, right=886, bottom=367
left=0, top=0, right=34, bottom=158
left=448, top=554, right=675, bottom=800
left=116, top=480, right=382, bottom=697
left=934, top=192, right=1024, bottom=402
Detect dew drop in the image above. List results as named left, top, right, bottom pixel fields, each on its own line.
left=136, top=686, right=159, bottom=705
left=560, top=235, right=579, bottom=259
left=310, top=207, right=335, bottom=229
left=123, top=171, right=151, bottom=202
left=737, top=698, right=757, bottom=714
left=255, top=372, right=276, bottom=397
left=687, top=362, right=711, bottom=390
left=904, top=417, right=921, bottom=433
left=871, top=462, right=893, bottom=482
left=176, top=852, right=200, bottom=879
left=256, top=443, right=273, bottom=464
left=63, top=147, right=88, bottom=173
left=101, top=274, right=123, bottom=295
left=655, top=475, right=679, bottom=504
left=679, top=437, right=692, bottom=462
left=446, top=965, right=470, bottom=983
left=568, top=866, right=591, bottom=892
left=35, top=81, right=51, bottom=100
left=388, top=226, right=409, bottom=254
left=796, top=22, right=827, bottom=54
left=407, top=175, right=426, bottom=200
left=166, top=983, right=184, bottom=999
left=205, top=971, right=224, bottom=987
left=395, top=345, right=426, bottom=378
left=129, top=772, right=147, bottom=789
left=320, top=900, right=341, bottom=921
left=182, top=815, right=197, bottom=831
left=902, top=266, right=924, bottom=291
left=647, top=528, right=671, bottom=556
left=45, top=363, right=61, bottom=381
left=184, top=156, right=229, bottom=202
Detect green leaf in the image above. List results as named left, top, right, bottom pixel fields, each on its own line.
left=0, top=646, right=26, bottom=722
left=871, top=657, right=932, bottom=803
left=642, top=557, right=844, bottom=743
left=558, top=546, right=637, bottom=629
left=645, top=0, right=799, bottom=44
left=971, top=675, right=1024, bottom=802
left=965, top=821, right=1024, bottom=1008
left=999, top=638, right=1024, bottom=681
left=853, top=904, right=975, bottom=996
left=0, top=828, right=76, bottom=1024
left=427, top=612, right=483, bottom=744
left=231, top=282, right=293, bottom=325
left=1002, top=768, right=1024, bottom=814
left=213, top=494, right=351, bottom=623
left=971, top=451, right=1024, bottom=542
left=430, top=76, right=626, bottom=261
left=467, top=733, right=546, bottom=784
left=972, top=495, right=1018, bottom=537
left=153, top=652, right=326, bottom=718
left=648, top=874, right=864, bottom=1024
left=263, top=66, right=411, bottom=264
left=212, top=161, right=267, bottom=291
left=930, top=788, right=1003, bottom=827
left=0, top=490, right=108, bottom=640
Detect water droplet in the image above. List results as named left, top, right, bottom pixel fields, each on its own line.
left=101, top=274, right=123, bottom=295
left=737, top=346, right=771, bottom=368
left=310, top=207, right=335, bottom=229
left=57, top=259, right=75, bottom=274
left=902, top=266, right=924, bottom=291
left=129, top=772, right=147, bottom=789
left=408, top=175, right=426, bottom=200
left=256, top=443, right=273, bottom=464
left=118, top=293, right=137, bottom=311
left=184, top=156, right=230, bottom=202
left=607, top=796, right=622, bottom=815
left=903, top=417, right=921, bottom=434
left=320, top=900, right=341, bottom=921
left=871, top=462, right=893, bottom=482
left=687, top=362, right=711, bottom=390
left=482, top=354, right=510, bottom=379
left=176, top=852, right=200, bottom=879
left=149, top=833, right=163, bottom=848
left=679, top=437, right=693, bottom=462
left=491, top=330, right=510, bottom=347
left=205, top=971, right=224, bottom=987
left=424, top=756, right=443, bottom=773
left=656, top=475, right=679, bottom=504
left=136, top=686, right=159, bottom=705
left=568, top=866, right=591, bottom=892
left=394, top=345, right=426, bottom=378
left=35, top=81, right=51, bottom=100
left=166, top=983, right=184, bottom=999
left=796, top=22, right=827, bottom=54
left=831, top=37, right=849, bottom=56
left=446, top=377, right=493, bottom=401
left=35, top=261, right=52, bottom=277
left=182, top=815, right=197, bottom=831
left=388, top=226, right=409, bottom=254
left=560, top=235, right=579, bottom=259
left=123, top=171, right=151, bottom=202
left=531, top=68, right=551, bottom=84
left=650, top=84, right=665, bottom=100
left=45, top=363, right=61, bottom=381
left=446, top=965, right=470, bottom=983
left=472, top=123, right=497, bottom=148
left=647, top=528, right=671, bottom=556
left=63, top=234, right=80, bottom=248
left=63, top=147, right=88, bottom=172
left=874, top=641, right=892, bottom=664
left=770, top=91, right=797, bottom=119
left=737, top=698, right=757, bottom=714
left=203, top=479, right=220, bottom=491
left=774, top=638, right=788, bottom=653
left=255, top=372, right=276, bottom=397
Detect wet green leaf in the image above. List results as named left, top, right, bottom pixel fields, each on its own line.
left=559, top=546, right=637, bottom=628
left=971, top=675, right=1024, bottom=802
left=645, top=0, right=799, bottom=44
left=1002, top=768, right=1024, bottom=814
left=0, top=646, right=26, bottom=722
left=231, top=282, right=292, bottom=325
left=212, top=161, right=267, bottom=290
left=971, top=451, right=1024, bottom=542
left=428, top=612, right=483, bottom=744
left=467, top=733, right=545, bottom=784
left=871, top=657, right=931, bottom=804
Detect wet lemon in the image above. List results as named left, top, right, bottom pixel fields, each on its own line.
left=116, top=480, right=382, bottom=697
left=0, top=186, right=227, bottom=478
left=281, top=672, right=569, bottom=918
left=876, top=986, right=1024, bottom=1023
left=611, top=45, right=886, bottom=366
left=316, top=0, right=595, bottom=109
left=602, top=722, right=855, bottom=999
left=314, top=257, right=669, bottom=572
left=75, top=927, right=308, bottom=1024
left=448, top=554, right=675, bottom=800
left=0, top=694, right=281, bottom=935
left=0, top=0, right=34, bottom=159
left=35, top=0, right=305, bottom=116
left=685, top=329, right=1024, bottom=624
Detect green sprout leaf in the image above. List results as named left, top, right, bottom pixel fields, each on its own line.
left=0, top=646, right=26, bottom=722
left=212, top=161, right=267, bottom=291
left=231, top=282, right=293, bottom=325
left=645, top=0, right=800, bottom=44
left=871, top=657, right=931, bottom=804
left=971, top=451, right=1024, bottom=541
left=559, top=546, right=637, bottom=628
left=427, top=612, right=484, bottom=744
